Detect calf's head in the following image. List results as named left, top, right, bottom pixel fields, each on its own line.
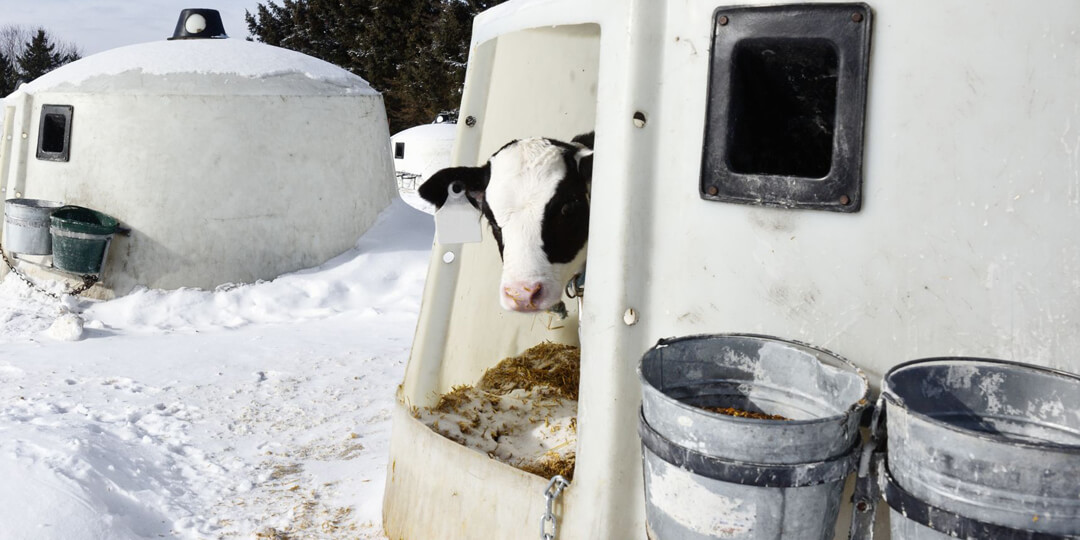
left=419, top=135, right=593, bottom=312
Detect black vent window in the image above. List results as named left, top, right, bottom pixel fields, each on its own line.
left=394, top=141, right=406, bottom=159
left=37, top=104, right=73, bottom=162
left=728, top=38, right=838, bottom=178
left=701, top=4, right=872, bottom=212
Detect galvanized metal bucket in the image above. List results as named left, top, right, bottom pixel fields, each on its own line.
left=882, top=358, right=1080, bottom=539
left=3, top=198, right=64, bottom=255
left=637, top=334, right=869, bottom=540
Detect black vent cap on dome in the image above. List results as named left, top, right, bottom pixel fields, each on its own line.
left=169, top=9, right=228, bottom=40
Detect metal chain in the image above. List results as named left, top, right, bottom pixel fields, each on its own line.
left=849, top=396, right=887, bottom=540
left=540, top=475, right=570, bottom=540
left=564, top=270, right=585, bottom=299
left=0, top=240, right=98, bottom=300
left=547, top=271, right=586, bottom=321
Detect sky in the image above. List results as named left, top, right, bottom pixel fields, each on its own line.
left=1, top=0, right=264, bottom=56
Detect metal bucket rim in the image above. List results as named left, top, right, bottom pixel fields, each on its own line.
left=883, top=356, right=1080, bottom=453
left=4, top=198, right=64, bottom=209
left=638, top=332, right=871, bottom=426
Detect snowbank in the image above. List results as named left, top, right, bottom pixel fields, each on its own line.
left=0, top=199, right=434, bottom=539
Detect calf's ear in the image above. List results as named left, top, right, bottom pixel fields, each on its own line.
left=574, top=148, right=594, bottom=190
left=418, top=164, right=491, bottom=210
left=570, top=131, right=595, bottom=188
left=571, top=131, right=594, bottom=150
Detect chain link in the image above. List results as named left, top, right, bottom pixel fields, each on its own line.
left=540, top=475, right=570, bottom=540
left=0, top=241, right=99, bottom=300
left=547, top=271, right=586, bottom=321
left=564, top=271, right=585, bottom=299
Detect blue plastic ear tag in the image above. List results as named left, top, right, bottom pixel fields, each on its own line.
left=434, top=181, right=482, bottom=244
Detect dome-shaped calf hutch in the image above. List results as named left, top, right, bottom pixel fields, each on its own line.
left=385, top=0, right=1080, bottom=539
left=0, top=10, right=396, bottom=297
left=391, top=121, right=458, bottom=214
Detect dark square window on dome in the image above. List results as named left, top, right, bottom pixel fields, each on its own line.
left=36, top=104, right=73, bottom=162
left=701, top=4, right=872, bottom=212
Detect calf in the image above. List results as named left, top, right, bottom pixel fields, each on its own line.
left=419, top=133, right=593, bottom=312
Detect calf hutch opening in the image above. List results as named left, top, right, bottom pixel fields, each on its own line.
left=384, top=20, right=600, bottom=540
left=414, top=342, right=580, bottom=480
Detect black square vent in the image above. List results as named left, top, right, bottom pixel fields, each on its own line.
left=701, top=4, right=872, bottom=212
left=36, top=104, right=73, bottom=162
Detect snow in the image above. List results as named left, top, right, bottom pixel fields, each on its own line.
left=0, top=198, right=434, bottom=539
left=16, top=39, right=375, bottom=94
left=43, top=312, right=84, bottom=342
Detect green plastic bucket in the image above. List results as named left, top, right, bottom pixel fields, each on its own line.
left=50, top=206, right=118, bottom=275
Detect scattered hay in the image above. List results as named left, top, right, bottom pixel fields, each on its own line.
left=433, top=384, right=499, bottom=414
left=417, top=342, right=581, bottom=480
left=703, top=406, right=789, bottom=421
left=519, top=447, right=577, bottom=480
left=253, top=506, right=355, bottom=539
left=268, top=463, right=304, bottom=480
left=255, top=528, right=292, bottom=540
left=477, top=342, right=580, bottom=401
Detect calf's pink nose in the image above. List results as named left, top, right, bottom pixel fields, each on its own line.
left=502, top=282, right=544, bottom=310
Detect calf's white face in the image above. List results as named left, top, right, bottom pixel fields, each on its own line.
left=419, top=135, right=592, bottom=312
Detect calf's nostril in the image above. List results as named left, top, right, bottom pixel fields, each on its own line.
left=528, top=284, right=543, bottom=304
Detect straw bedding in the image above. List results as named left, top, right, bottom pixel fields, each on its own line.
left=415, top=342, right=580, bottom=480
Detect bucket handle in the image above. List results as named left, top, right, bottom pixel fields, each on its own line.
left=848, top=396, right=887, bottom=540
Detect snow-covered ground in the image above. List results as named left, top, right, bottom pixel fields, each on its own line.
left=0, top=199, right=433, bottom=539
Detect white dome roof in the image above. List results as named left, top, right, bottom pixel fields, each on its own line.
left=16, top=39, right=376, bottom=96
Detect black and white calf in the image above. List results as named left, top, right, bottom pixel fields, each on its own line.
left=419, top=133, right=593, bottom=312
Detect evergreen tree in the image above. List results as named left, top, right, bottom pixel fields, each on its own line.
left=0, top=52, right=18, bottom=97
left=0, top=25, right=33, bottom=65
left=17, top=29, right=71, bottom=82
left=0, top=26, right=80, bottom=90
left=246, top=0, right=507, bottom=133
left=2, top=25, right=80, bottom=69
left=396, top=0, right=477, bottom=124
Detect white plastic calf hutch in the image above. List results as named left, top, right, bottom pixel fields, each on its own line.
left=391, top=121, right=458, bottom=214
left=0, top=9, right=396, bottom=297
left=385, top=0, right=1080, bottom=539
